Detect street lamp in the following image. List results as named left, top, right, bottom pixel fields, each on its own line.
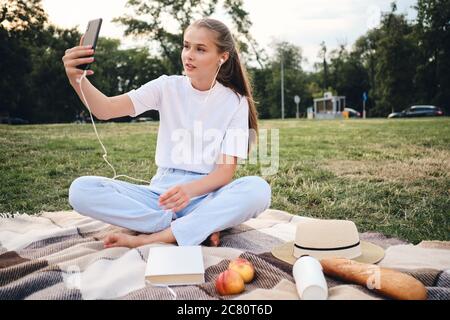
left=362, top=92, right=368, bottom=119
left=295, top=95, right=301, bottom=119
left=281, top=56, right=285, bottom=120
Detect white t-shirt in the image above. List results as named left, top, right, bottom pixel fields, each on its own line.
left=126, top=75, right=249, bottom=174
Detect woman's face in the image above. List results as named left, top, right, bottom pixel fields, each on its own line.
left=182, top=26, right=224, bottom=82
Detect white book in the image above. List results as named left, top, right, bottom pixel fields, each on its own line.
left=145, top=245, right=205, bottom=286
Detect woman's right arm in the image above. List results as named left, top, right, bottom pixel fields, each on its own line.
left=62, top=38, right=134, bottom=120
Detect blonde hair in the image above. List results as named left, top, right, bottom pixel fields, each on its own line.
left=187, top=18, right=259, bottom=154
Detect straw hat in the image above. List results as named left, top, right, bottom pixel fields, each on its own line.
left=271, top=219, right=385, bottom=265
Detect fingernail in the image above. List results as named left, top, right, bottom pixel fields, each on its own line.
left=84, top=45, right=92, bottom=48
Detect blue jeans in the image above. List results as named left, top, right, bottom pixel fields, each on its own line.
left=68, top=167, right=272, bottom=245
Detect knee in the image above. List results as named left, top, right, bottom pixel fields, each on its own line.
left=68, top=176, right=101, bottom=211
left=240, top=176, right=272, bottom=208
left=68, top=176, right=86, bottom=210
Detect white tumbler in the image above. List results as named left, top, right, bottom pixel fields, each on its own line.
left=293, top=255, right=328, bottom=300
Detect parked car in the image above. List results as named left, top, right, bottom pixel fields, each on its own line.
left=343, top=107, right=362, bottom=118
left=131, top=117, right=153, bottom=123
left=0, top=117, right=29, bottom=125
left=388, top=105, right=444, bottom=119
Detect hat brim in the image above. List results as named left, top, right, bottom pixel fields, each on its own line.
left=271, top=240, right=385, bottom=265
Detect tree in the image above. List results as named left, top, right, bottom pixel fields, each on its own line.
left=24, top=26, right=84, bottom=123
left=316, top=41, right=329, bottom=91
left=414, top=0, right=450, bottom=113
left=113, top=0, right=267, bottom=74
left=328, top=45, right=369, bottom=111
left=0, top=0, right=48, bottom=118
left=248, top=67, right=271, bottom=119
left=354, top=29, right=382, bottom=113
left=0, top=0, right=47, bottom=35
left=373, top=6, right=417, bottom=116
left=262, top=41, right=308, bottom=118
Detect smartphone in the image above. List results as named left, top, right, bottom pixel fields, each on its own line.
left=76, top=18, right=102, bottom=70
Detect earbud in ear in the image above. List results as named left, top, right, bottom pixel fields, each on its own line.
left=219, top=58, right=224, bottom=65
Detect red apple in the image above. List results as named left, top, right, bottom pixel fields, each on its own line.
left=228, top=258, right=255, bottom=283
left=215, top=269, right=245, bottom=296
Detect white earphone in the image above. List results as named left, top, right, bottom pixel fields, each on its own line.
left=219, top=58, right=224, bottom=65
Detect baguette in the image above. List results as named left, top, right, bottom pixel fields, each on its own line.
left=320, top=258, right=427, bottom=300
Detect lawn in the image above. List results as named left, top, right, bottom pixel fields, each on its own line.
left=1, top=117, right=449, bottom=244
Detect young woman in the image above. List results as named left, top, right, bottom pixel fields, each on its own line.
left=63, top=18, right=271, bottom=248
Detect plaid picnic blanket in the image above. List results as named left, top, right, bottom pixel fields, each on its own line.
left=0, top=209, right=449, bottom=300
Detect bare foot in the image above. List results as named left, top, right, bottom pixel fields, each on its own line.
left=202, top=231, right=220, bottom=247
left=103, top=233, right=140, bottom=249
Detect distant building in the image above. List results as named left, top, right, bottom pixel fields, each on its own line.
left=312, top=92, right=346, bottom=120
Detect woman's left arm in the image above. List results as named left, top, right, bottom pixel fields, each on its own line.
left=159, top=153, right=237, bottom=212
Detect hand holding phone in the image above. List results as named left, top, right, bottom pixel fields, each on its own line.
left=76, top=18, right=102, bottom=70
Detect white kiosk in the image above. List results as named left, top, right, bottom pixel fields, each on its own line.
left=313, top=92, right=346, bottom=120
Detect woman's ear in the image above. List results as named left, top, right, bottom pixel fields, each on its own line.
left=220, top=52, right=230, bottom=65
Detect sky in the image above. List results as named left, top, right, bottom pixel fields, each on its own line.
left=41, top=0, right=417, bottom=70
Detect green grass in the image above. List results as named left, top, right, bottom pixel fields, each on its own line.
left=1, top=118, right=449, bottom=244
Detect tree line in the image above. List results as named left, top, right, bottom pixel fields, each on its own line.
left=1, top=0, right=448, bottom=123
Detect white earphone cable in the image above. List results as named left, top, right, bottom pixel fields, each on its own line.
left=76, top=70, right=151, bottom=185
left=145, top=281, right=177, bottom=300
left=202, top=60, right=222, bottom=105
